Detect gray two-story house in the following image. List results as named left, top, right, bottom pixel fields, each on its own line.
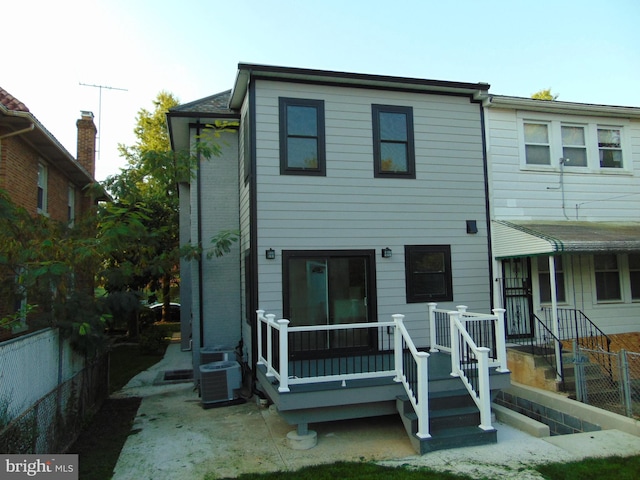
left=168, top=64, right=510, bottom=452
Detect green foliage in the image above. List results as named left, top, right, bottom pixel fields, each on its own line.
left=98, top=91, right=231, bottom=326
left=0, top=189, right=107, bottom=355
left=138, top=324, right=172, bottom=354
left=532, top=88, right=558, bottom=100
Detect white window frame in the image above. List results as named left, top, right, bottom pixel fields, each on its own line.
left=522, top=121, right=551, bottom=166
left=68, top=185, right=76, bottom=225
left=592, top=254, right=623, bottom=304
left=517, top=113, right=631, bottom=174
left=37, top=162, right=48, bottom=215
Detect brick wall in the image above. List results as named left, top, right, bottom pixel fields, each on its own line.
left=1, top=133, right=93, bottom=223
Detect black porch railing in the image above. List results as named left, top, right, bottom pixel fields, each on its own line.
left=542, top=307, right=612, bottom=377
left=509, top=313, right=564, bottom=382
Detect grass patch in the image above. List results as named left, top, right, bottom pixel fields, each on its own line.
left=210, top=456, right=640, bottom=480
left=212, top=462, right=475, bottom=480
left=70, top=397, right=141, bottom=480
left=69, top=339, right=169, bottom=479
left=109, top=343, right=166, bottom=393
left=535, top=455, right=640, bottom=479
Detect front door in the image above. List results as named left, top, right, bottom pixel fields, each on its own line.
left=501, top=258, right=534, bottom=339
left=283, top=250, right=376, bottom=354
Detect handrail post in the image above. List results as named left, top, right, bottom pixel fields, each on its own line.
left=449, top=311, right=460, bottom=377
left=492, top=308, right=509, bottom=372
left=476, top=346, right=493, bottom=430
left=265, top=314, right=276, bottom=377
left=428, top=303, right=439, bottom=352
left=277, top=319, right=290, bottom=392
left=392, top=314, right=405, bottom=382
left=416, top=351, right=431, bottom=439
left=256, top=310, right=265, bottom=365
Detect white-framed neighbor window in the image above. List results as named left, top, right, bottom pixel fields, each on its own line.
left=68, top=185, right=76, bottom=225
left=594, top=254, right=622, bottom=302
left=523, top=122, right=551, bottom=165
left=37, top=163, right=48, bottom=214
left=597, top=127, right=623, bottom=168
left=519, top=114, right=629, bottom=173
left=561, top=125, right=587, bottom=167
left=538, top=256, right=566, bottom=303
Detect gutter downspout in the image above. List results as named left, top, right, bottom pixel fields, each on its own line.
left=0, top=123, right=35, bottom=140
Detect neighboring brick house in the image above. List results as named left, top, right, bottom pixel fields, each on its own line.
left=0, top=87, right=102, bottom=337
left=0, top=87, right=99, bottom=222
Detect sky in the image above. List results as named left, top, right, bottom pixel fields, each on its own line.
left=2, top=0, right=639, bottom=181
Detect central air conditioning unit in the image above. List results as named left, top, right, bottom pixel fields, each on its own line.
left=200, top=361, right=242, bottom=405
left=200, top=345, right=235, bottom=364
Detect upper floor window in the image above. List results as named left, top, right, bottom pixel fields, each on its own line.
left=561, top=125, right=587, bottom=167
left=598, top=128, right=623, bottom=168
left=279, top=97, right=325, bottom=176
left=520, top=117, right=627, bottom=172
left=372, top=105, right=415, bottom=178
left=524, top=122, right=550, bottom=165
left=405, top=245, right=453, bottom=303
left=37, top=163, right=48, bottom=214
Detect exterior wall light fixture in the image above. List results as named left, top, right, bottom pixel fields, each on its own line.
left=381, top=247, right=392, bottom=258
left=265, top=248, right=276, bottom=260
left=466, top=220, right=478, bottom=234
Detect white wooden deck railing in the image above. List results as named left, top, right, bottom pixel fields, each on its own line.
left=428, top=303, right=509, bottom=431
left=256, top=305, right=505, bottom=439
left=256, top=310, right=397, bottom=393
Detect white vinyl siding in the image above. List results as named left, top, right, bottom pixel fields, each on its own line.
left=487, top=108, right=640, bottom=221
left=253, top=80, right=490, bottom=346
left=487, top=103, right=640, bottom=334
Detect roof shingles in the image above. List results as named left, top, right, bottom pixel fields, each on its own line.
left=0, top=87, right=29, bottom=112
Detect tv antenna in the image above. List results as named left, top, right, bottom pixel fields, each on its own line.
left=79, top=82, right=128, bottom=160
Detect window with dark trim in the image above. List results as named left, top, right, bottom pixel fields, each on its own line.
left=279, top=97, right=325, bottom=176
left=372, top=105, right=415, bottom=178
left=405, top=245, right=453, bottom=303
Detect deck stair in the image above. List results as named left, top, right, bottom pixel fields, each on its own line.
left=396, top=353, right=499, bottom=453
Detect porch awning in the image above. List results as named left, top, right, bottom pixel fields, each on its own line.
left=492, top=220, right=640, bottom=259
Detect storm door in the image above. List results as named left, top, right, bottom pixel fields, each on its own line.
left=501, top=258, right=534, bottom=340
left=283, top=250, right=376, bottom=355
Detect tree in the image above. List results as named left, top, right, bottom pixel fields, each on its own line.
left=531, top=88, right=558, bottom=101
left=0, top=189, right=108, bottom=355
left=101, top=91, right=234, bottom=332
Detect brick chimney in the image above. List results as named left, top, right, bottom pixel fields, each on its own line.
left=76, top=111, right=97, bottom=177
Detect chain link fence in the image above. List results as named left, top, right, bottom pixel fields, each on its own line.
left=0, top=329, right=109, bottom=453
left=570, top=343, right=640, bottom=419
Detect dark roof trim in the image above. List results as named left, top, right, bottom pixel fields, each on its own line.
left=230, top=63, right=490, bottom=109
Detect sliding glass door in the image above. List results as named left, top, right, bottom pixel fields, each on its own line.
left=283, top=250, right=376, bottom=353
